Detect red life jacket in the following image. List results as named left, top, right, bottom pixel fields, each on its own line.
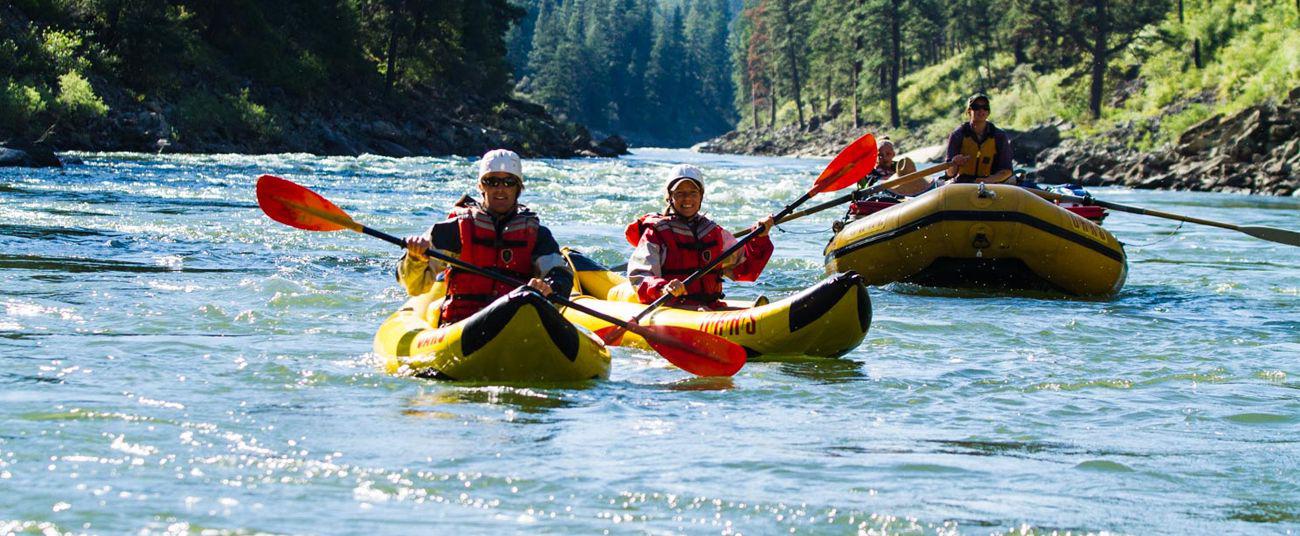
left=627, top=213, right=726, bottom=305
left=440, top=204, right=539, bottom=325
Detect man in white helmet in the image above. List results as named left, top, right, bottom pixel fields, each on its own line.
left=622, top=164, right=775, bottom=310
left=398, top=149, right=572, bottom=325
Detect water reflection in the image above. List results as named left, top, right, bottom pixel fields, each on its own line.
left=401, top=384, right=588, bottom=420
left=776, top=357, right=866, bottom=384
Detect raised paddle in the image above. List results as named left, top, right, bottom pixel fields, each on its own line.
left=1029, top=188, right=1300, bottom=247
left=733, top=161, right=951, bottom=235
left=254, top=174, right=747, bottom=377
left=610, top=133, right=880, bottom=336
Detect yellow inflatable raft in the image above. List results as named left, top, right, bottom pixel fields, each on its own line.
left=824, top=184, right=1127, bottom=296
left=373, top=287, right=611, bottom=382
left=559, top=250, right=871, bottom=359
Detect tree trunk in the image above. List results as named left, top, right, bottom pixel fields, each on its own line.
left=1177, top=0, right=1184, bottom=23
left=1088, top=0, right=1109, bottom=119
left=768, top=68, right=777, bottom=129
left=1193, top=38, right=1202, bottom=69
left=888, top=0, right=901, bottom=128
left=824, top=74, right=831, bottom=116
left=850, top=60, right=861, bottom=128
left=779, top=0, right=805, bottom=130
left=384, top=5, right=402, bottom=94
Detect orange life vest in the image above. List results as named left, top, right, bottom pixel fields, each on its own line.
left=626, top=213, right=725, bottom=305
left=441, top=204, right=539, bottom=324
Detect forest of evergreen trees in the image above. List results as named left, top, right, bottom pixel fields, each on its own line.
left=728, top=0, right=1171, bottom=133
left=506, top=0, right=738, bottom=146
left=1, top=0, right=528, bottom=147
left=5, top=0, right=1293, bottom=153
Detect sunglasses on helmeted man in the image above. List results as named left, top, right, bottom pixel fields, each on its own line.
left=481, top=177, right=520, bottom=188
left=969, top=104, right=990, bottom=111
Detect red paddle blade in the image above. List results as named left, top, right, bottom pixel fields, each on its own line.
left=255, top=174, right=360, bottom=232
left=594, top=326, right=627, bottom=345
left=635, top=324, right=747, bottom=377
left=812, top=133, right=878, bottom=195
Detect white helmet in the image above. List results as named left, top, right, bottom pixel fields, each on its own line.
left=478, top=149, right=523, bottom=181
left=663, top=164, right=704, bottom=193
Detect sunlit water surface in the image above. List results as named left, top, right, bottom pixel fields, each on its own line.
left=2, top=149, right=1297, bottom=534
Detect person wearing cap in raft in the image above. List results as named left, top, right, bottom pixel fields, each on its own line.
left=856, top=137, right=937, bottom=199
left=398, top=149, right=572, bottom=325
left=943, top=93, right=1014, bottom=184
left=623, top=164, right=776, bottom=310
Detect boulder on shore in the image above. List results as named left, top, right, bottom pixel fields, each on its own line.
left=0, top=141, right=62, bottom=168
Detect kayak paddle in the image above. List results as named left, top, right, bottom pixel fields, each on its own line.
left=1029, top=188, right=1300, bottom=247
left=255, top=174, right=747, bottom=377
left=614, top=132, right=879, bottom=333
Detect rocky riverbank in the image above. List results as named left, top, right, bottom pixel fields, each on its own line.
left=698, top=87, right=1300, bottom=196
left=1033, top=86, right=1300, bottom=196
left=2, top=90, right=628, bottom=168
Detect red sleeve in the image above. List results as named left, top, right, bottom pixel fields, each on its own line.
left=636, top=278, right=669, bottom=303
left=729, top=232, right=774, bottom=282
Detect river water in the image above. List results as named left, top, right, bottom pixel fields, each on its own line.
left=1, top=149, right=1297, bottom=534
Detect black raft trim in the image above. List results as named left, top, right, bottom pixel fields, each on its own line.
left=460, top=289, right=580, bottom=361
left=826, top=210, right=1126, bottom=264
left=564, top=249, right=610, bottom=272
left=788, top=272, right=870, bottom=334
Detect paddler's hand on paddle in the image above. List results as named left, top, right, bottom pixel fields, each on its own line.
left=664, top=279, right=687, bottom=297
left=403, top=236, right=430, bottom=261
left=527, top=278, right=553, bottom=296
left=946, top=155, right=969, bottom=177
left=754, top=216, right=775, bottom=237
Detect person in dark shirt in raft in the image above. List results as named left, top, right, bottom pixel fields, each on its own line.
left=944, top=93, right=1014, bottom=184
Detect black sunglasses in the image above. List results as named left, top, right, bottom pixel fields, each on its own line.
left=969, top=104, right=990, bottom=111
left=481, top=177, right=520, bottom=188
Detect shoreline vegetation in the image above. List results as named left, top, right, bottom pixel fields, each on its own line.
left=700, top=0, right=1299, bottom=196
left=0, top=1, right=627, bottom=165
left=3, top=0, right=1297, bottom=197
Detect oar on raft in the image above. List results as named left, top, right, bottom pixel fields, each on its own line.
left=255, top=175, right=748, bottom=377
left=1026, top=189, right=1300, bottom=247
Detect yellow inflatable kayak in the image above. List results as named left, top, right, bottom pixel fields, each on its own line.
left=373, top=287, right=611, bottom=382
left=824, top=184, right=1127, bottom=296
left=558, top=250, right=871, bottom=359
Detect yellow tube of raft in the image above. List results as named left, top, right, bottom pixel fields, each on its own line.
left=824, top=184, right=1127, bottom=296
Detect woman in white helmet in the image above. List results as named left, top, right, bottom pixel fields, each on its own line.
left=623, top=164, right=775, bottom=310
left=398, top=149, right=572, bottom=325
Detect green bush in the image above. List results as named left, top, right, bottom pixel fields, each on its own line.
left=41, top=29, right=91, bottom=73
left=55, top=71, right=108, bottom=120
left=0, top=80, right=48, bottom=135
left=174, top=89, right=279, bottom=144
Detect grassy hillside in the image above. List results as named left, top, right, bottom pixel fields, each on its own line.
left=778, top=0, right=1300, bottom=151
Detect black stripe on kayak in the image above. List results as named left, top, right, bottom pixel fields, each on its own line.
left=396, top=329, right=421, bottom=357
left=788, top=271, right=871, bottom=335
left=461, top=289, right=580, bottom=361
left=826, top=210, right=1126, bottom=264
left=564, top=249, right=610, bottom=272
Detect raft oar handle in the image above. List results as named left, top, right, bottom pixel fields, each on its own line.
left=1028, top=188, right=1300, bottom=247
left=254, top=174, right=747, bottom=377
